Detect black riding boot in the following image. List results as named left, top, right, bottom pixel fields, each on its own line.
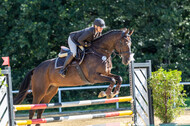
left=59, top=52, right=74, bottom=77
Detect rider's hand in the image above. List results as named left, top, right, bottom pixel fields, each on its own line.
left=84, top=42, right=91, bottom=47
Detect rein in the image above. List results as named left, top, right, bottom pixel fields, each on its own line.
left=92, top=46, right=113, bottom=57
left=117, top=33, right=131, bottom=57
left=86, top=48, right=111, bottom=63
left=86, top=31, right=131, bottom=61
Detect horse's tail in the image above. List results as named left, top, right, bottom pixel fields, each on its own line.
left=13, top=69, right=35, bottom=105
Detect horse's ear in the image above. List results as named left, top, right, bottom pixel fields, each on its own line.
left=120, top=28, right=127, bottom=31
left=124, top=29, right=129, bottom=35
left=129, top=29, right=134, bottom=36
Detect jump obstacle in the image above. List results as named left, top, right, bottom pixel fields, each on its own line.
left=0, top=66, right=14, bottom=126
left=0, top=60, right=154, bottom=126
left=14, top=96, right=132, bottom=111
left=16, top=110, right=133, bottom=125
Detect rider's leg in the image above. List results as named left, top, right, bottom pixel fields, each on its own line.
left=68, top=36, right=77, bottom=57
left=59, top=52, right=74, bottom=76
left=59, top=37, right=76, bottom=77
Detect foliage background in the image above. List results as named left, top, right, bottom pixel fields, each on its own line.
left=0, top=0, right=190, bottom=103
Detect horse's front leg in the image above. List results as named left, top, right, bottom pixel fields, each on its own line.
left=93, top=73, right=116, bottom=99
left=108, top=74, right=123, bottom=97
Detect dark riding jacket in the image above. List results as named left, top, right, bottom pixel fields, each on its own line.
left=70, top=27, right=101, bottom=46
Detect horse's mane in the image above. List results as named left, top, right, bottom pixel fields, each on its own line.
left=92, top=29, right=123, bottom=43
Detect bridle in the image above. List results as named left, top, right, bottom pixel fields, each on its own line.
left=115, top=32, right=131, bottom=57
left=88, top=31, right=131, bottom=60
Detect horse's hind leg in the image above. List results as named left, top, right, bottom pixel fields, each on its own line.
left=28, top=80, right=49, bottom=126
left=36, top=86, right=58, bottom=126
left=28, top=91, right=46, bottom=126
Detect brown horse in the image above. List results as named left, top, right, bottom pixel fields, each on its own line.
left=14, top=28, right=133, bottom=125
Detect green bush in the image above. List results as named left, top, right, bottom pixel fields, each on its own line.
left=148, top=68, right=186, bottom=123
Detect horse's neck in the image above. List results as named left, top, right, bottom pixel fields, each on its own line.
left=92, top=32, right=121, bottom=56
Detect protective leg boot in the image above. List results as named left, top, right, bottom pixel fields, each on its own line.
left=59, top=52, right=74, bottom=77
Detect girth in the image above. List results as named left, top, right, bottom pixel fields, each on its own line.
left=74, top=63, right=92, bottom=85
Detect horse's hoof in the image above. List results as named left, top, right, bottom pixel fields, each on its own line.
left=113, top=91, right=119, bottom=97
left=98, top=91, right=106, bottom=98
left=106, top=95, right=112, bottom=99
left=106, top=92, right=114, bottom=99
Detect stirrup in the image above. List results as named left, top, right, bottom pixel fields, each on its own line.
left=59, top=69, right=66, bottom=77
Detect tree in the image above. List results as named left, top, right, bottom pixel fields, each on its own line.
left=0, top=0, right=189, bottom=97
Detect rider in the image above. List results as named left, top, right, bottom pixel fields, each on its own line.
left=60, top=18, right=106, bottom=77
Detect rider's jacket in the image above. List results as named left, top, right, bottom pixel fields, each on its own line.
left=70, top=27, right=101, bottom=46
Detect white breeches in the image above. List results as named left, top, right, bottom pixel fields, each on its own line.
left=68, top=36, right=77, bottom=57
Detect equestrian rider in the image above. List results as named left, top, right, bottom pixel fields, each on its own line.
left=60, top=18, right=106, bottom=77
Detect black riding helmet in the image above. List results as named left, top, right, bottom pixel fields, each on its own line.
left=93, top=18, right=106, bottom=28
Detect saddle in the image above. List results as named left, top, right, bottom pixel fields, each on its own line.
left=55, top=46, right=91, bottom=84
left=58, top=46, right=70, bottom=58
left=55, top=46, right=85, bottom=69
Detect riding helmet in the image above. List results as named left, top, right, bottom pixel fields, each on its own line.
left=93, top=18, right=106, bottom=28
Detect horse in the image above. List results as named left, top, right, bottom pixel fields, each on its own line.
left=14, top=28, right=133, bottom=126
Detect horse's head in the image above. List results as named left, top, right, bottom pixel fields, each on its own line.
left=115, top=29, right=134, bottom=65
